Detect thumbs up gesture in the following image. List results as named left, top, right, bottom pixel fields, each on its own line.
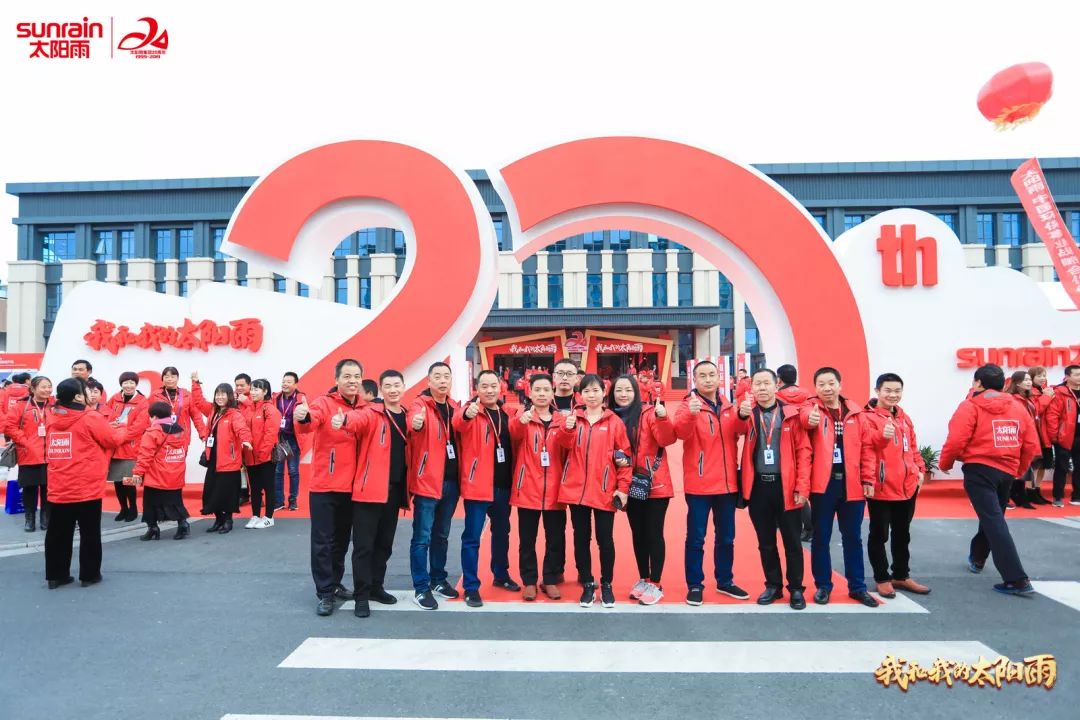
left=883, top=417, right=896, bottom=440
left=739, top=395, right=753, bottom=418
left=654, top=402, right=667, bottom=419
left=331, top=408, right=346, bottom=430
left=688, top=395, right=702, bottom=414
left=465, top=400, right=481, bottom=419
left=294, top=402, right=309, bottom=422
left=565, top=412, right=577, bottom=430
left=412, top=411, right=425, bottom=431
left=519, top=408, right=533, bottom=425
left=807, top=406, right=821, bottom=428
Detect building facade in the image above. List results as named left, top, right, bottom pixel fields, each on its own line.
left=7, top=158, right=1080, bottom=387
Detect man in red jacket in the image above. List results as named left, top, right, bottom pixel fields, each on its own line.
left=941, top=364, right=1041, bottom=595
left=1044, top=364, right=1080, bottom=507
left=777, top=364, right=814, bottom=543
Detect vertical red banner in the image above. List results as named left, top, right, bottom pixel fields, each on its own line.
left=1011, top=158, right=1080, bottom=309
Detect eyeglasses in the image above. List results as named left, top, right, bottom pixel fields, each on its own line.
left=554, top=371, right=575, bottom=377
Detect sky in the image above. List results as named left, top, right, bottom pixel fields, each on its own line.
left=2, top=0, right=1079, bottom=277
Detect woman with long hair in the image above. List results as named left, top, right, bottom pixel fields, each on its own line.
left=606, top=375, right=677, bottom=605
left=1003, top=370, right=1037, bottom=510
left=194, top=383, right=253, bottom=534
left=1027, top=366, right=1054, bottom=505
left=5, top=376, right=53, bottom=532
left=243, top=379, right=283, bottom=529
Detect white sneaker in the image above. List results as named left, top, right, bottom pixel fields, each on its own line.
left=257, top=517, right=274, bottom=529
left=629, top=579, right=649, bottom=600
left=245, top=516, right=261, bottom=529
left=1070, top=500, right=1080, bottom=506
left=639, top=583, right=664, bottom=606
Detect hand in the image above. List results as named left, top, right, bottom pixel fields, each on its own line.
left=465, top=401, right=481, bottom=420
left=793, top=493, right=807, bottom=507
left=331, top=408, right=346, bottom=430
left=738, top=396, right=752, bottom=418
left=917, top=471, right=926, bottom=489
left=654, top=403, right=667, bottom=419
left=1043, top=386, right=1054, bottom=397
left=565, top=413, right=577, bottom=430
left=191, top=371, right=199, bottom=383
left=519, top=408, right=533, bottom=425
left=294, top=402, right=309, bottom=422
left=807, top=406, right=821, bottom=428
left=862, top=483, right=875, bottom=499
left=615, top=455, right=631, bottom=468
left=412, top=412, right=425, bottom=431
left=883, top=418, right=895, bottom=440
left=614, top=490, right=628, bottom=508
left=242, top=442, right=253, bottom=450
left=131, top=475, right=142, bottom=486
left=687, top=395, right=702, bottom=414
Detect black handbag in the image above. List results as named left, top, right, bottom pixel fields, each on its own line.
left=272, top=440, right=292, bottom=463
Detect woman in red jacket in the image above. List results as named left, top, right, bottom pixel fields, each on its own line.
left=195, top=383, right=253, bottom=534
left=607, top=375, right=677, bottom=605
left=133, top=401, right=191, bottom=540
left=6, top=375, right=53, bottom=532
left=1004, top=371, right=1039, bottom=509
left=1027, top=365, right=1054, bottom=504
left=151, top=366, right=207, bottom=445
left=557, top=373, right=632, bottom=608
left=43, top=378, right=126, bottom=588
left=105, top=371, right=150, bottom=523
left=243, top=379, right=283, bottom=529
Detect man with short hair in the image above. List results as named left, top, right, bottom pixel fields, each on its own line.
left=1044, top=364, right=1080, bottom=507
left=776, top=364, right=814, bottom=542
left=71, top=360, right=92, bottom=381
left=551, top=359, right=580, bottom=414
left=275, top=371, right=307, bottom=511
left=361, top=379, right=379, bottom=403
left=941, top=364, right=1041, bottom=595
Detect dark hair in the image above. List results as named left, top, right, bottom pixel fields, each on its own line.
left=736, top=369, right=748, bottom=376
left=72, top=359, right=93, bottom=372
left=476, top=370, right=501, bottom=386
left=283, top=371, right=299, bottom=383
left=607, top=375, right=643, bottom=451
left=752, top=368, right=778, bottom=383
left=578, top=373, right=605, bottom=394
left=379, top=369, right=404, bottom=384
left=1065, top=364, right=1080, bottom=378
left=692, top=360, right=717, bottom=375
left=335, top=359, right=363, bottom=378
left=777, top=364, right=797, bottom=386
left=974, top=364, right=1006, bottom=392
left=11, top=372, right=31, bottom=384
left=147, top=401, right=172, bottom=420
left=161, top=366, right=179, bottom=379
left=56, top=377, right=86, bottom=406
left=211, top=383, right=237, bottom=413
left=117, top=371, right=139, bottom=386
left=1004, top=370, right=1031, bottom=397
left=875, top=372, right=904, bottom=389
left=428, top=361, right=451, bottom=375
left=251, top=378, right=272, bottom=397
left=234, top=373, right=252, bottom=385
left=361, top=379, right=379, bottom=397
left=85, top=377, right=105, bottom=393
left=529, top=373, right=553, bottom=388
left=813, top=367, right=842, bottom=383
left=30, top=375, right=51, bottom=391
left=554, top=359, right=578, bottom=372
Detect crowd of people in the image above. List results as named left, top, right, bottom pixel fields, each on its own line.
left=0, top=353, right=1067, bottom=617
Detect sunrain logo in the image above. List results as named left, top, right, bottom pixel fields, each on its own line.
left=46, top=432, right=73, bottom=461
left=15, top=18, right=103, bottom=59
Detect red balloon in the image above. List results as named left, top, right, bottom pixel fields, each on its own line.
left=977, top=62, right=1053, bottom=129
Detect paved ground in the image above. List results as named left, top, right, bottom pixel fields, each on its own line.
left=0, top=508, right=1076, bottom=719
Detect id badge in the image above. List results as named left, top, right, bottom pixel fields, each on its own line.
left=37, top=425, right=46, bottom=437
left=833, top=444, right=842, bottom=463
left=902, top=436, right=910, bottom=452
left=170, top=414, right=177, bottom=423
left=446, top=443, right=456, bottom=460
left=763, top=447, right=775, bottom=464
left=540, top=451, right=550, bottom=467
left=206, top=435, right=215, bottom=448
left=280, top=417, right=287, bottom=429
left=496, top=446, right=506, bottom=464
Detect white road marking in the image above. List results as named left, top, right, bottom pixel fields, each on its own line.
left=1039, top=516, right=1080, bottom=531
left=1032, top=581, right=1080, bottom=612
left=0, top=519, right=201, bottom=558
left=222, top=716, right=513, bottom=720
left=280, top=638, right=996, bottom=673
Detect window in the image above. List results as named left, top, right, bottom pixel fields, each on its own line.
left=586, top=273, right=603, bottom=308
left=177, top=229, right=194, bottom=259
left=393, top=230, right=406, bottom=256
left=746, top=328, right=761, bottom=353
left=212, top=227, right=227, bottom=260
left=359, top=277, right=371, bottom=309
left=154, top=229, right=173, bottom=261
left=45, top=284, right=62, bottom=321
left=843, top=214, right=865, bottom=231
left=119, top=230, right=135, bottom=261
left=718, top=273, right=732, bottom=310
left=677, top=329, right=694, bottom=367
left=677, top=272, right=693, bottom=307
left=522, top=275, right=538, bottom=309
left=273, top=275, right=286, bottom=293
left=94, top=230, right=114, bottom=262
left=358, top=229, right=377, bottom=256
left=668, top=240, right=687, bottom=252
left=41, top=231, right=75, bottom=263
left=650, top=236, right=669, bottom=252
left=612, top=273, right=628, bottom=307
left=583, top=231, right=605, bottom=252
left=155, top=281, right=166, bottom=294
left=179, top=280, right=188, bottom=297
left=976, top=213, right=994, bottom=246
left=610, top=230, right=631, bottom=251
left=812, top=214, right=827, bottom=231
left=547, top=274, right=563, bottom=308
left=1071, top=211, right=1080, bottom=240
left=934, top=212, right=957, bottom=231
left=335, top=278, right=348, bottom=304
left=1001, top=212, right=1023, bottom=246
left=297, top=283, right=309, bottom=297
left=652, top=272, right=667, bottom=306
left=333, top=237, right=353, bottom=257
left=493, top=219, right=506, bottom=251
left=547, top=239, right=567, bottom=253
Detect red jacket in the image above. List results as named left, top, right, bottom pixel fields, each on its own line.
left=406, top=392, right=462, bottom=500
left=556, top=408, right=632, bottom=512
left=940, top=390, right=1041, bottom=477
left=1043, top=383, right=1079, bottom=449
left=738, top=402, right=812, bottom=511
left=734, top=378, right=751, bottom=402
left=2, top=384, right=29, bottom=418
left=777, top=384, right=813, bottom=408
left=150, top=385, right=207, bottom=444
left=242, top=399, right=282, bottom=466
left=104, top=391, right=150, bottom=461
left=133, top=422, right=188, bottom=490
left=200, top=407, right=252, bottom=473
left=44, top=404, right=126, bottom=504
left=859, top=404, right=925, bottom=501
left=4, top=397, right=53, bottom=466
left=452, top=401, right=510, bottom=503
left=343, top=404, right=404, bottom=504
left=619, top=406, right=678, bottom=498
left=296, top=390, right=361, bottom=493
left=673, top=392, right=746, bottom=495
left=800, top=397, right=868, bottom=501
left=1030, top=385, right=1053, bottom=448
left=509, top=408, right=567, bottom=510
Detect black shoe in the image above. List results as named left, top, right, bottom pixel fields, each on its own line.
left=757, top=587, right=783, bottom=605
left=600, top=583, right=615, bottom=608
left=140, top=525, right=160, bottom=541
left=288, top=497, right=298, bottom=511
left=113, top=509, right=126, bottom=522
left=789, top=590, right=806, bottom=610
left=39, top=509, right=48, bottom=530
left=121, top=508, right=135, bottom=522
left=813, top=588, right=831, bottom=605
left=493, top=577, right=522, bottom=592
left=994, top=581, right=1036, bottom=596
left=316, top=596, right=335, bottom=616
left=334, top=584, right=352, bottom=601
left=370, top=587, right=398, bottom=605
left=47, top=576, right=74, bottom=590
left=717, top=583, right=750, bottom=600
left=849, top=590, right=880, bottom=607
left=413, top=591, right=438, bottom=610
left=686, top=587, right=704, bottom=606
left=353, top=599, right=371, bottom=618
left=800, top=528, right=813, bottom=543
left=273, top=503, right=286, bottom=512
left=464, top=590, right=484, bottom=608
left=173, top=521, right=190, bottom=540
left=80, top=576, right=102, bottom=587
left=1030, top=491, right=1051, bottom=505
left=206, top=519, right=224, bottom=533
left=218, top=517, right=233, bottom=534
left=579, top=582, right=596, bottom=607
left=24, top=511, right=35, bottom=532
left=432, top=582, right=459, bottom=599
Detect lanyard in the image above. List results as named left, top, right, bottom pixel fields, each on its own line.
left=757, top=406, right=780, bottom=450
left=279, top=393, right=297, bottom=418
left=384, top=409, right=408, bottom=442
left=164, top=388, right=182, bottom=416
left=209, top=410, right=226, bottom=438
left=484, top=406, right=504, bottom=448
left=31, top=399, right=47, bottom=424
left=435, top=401, right=452, bottom=439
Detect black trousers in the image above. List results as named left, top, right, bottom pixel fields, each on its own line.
left=22, top=484, right=48, bottom=514
left=517, top=507, right=567, bottom=586
left=626, top=496, right=670, bottom=583
left=1052, top=442, right=1080, bottom=501
left=309, top=491, right=352, bottom=598
left=569, top=504, right=615, bottom=585
left=45, top=500, right=102, bottom=582
left=112, top=481, right=137, bottom=512
left=350, top=483, right=405, bottom=600
left=966, top=463, right=1028, bottom=583
left=248, top=462, right=276, bottom=518
left=866, top=492, right=918, bottom=582
left=748, top=477, right=804, bottom=592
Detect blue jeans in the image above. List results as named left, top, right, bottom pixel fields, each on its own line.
left=488, top=486, right=513, bottom=582
left=274, top=433, right=301, bottom=503
left=461, top=499, right=491, bottom=592
left=410, top=480, right=460, bottom=594
left=810, top=473, right=867, bottom=593
left=684, top=493, right=738, bottom=589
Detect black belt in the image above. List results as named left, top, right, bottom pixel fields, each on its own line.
left=757, top=473, right=779, bottom=483
left=831, top=471, right=845, bottom=481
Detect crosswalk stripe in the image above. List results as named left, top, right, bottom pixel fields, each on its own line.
left=1039, top=517, right=1080, bottom=531
left=338, top=591, right=926, bottom=614
left=279, top=638, right=996, bottom=673
left=222, top=716, right=503, bottom=720
left=1032, top=581, right=1080, bottom=612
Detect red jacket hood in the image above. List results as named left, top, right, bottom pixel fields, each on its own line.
left=971, top=389, right=1020, bottom=413
left=777, top=385, right=812, bottom=405
left=48, top=404, right=88, bottom=430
